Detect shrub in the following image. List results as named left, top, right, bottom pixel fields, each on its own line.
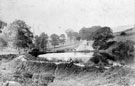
left=112, top=40, right=134, bottom=63
left=120, top=32, right=126, bottom=36
left=24, top=53, right=37, bottom=60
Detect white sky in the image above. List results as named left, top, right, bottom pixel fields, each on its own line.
left=0, top=0, right=134, bottom=35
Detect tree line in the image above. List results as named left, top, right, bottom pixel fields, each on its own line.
left=0, top=20, right=66, bottom=52
left=0, top=19, right=134, bottom=63
left=0, top=19, right=101, bottom=52
left=0, top=20, right=78, bottom=52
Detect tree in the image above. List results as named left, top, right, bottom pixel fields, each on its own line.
left=92, top=27, right=114, bottom=50
left=34, top=35, right=40, bottom=49
left=111, top=40, right=134, bottom=63
left=50, top=34, right=59, bottom=47
left=79, top=26, right=101, bottom=40
left=65, top=29, right=74, bottom=41
left=76, top=36, right=81, bottom=41
left=92, top=27, right=114, bottom=41
left=8, top=20, right=33, bottom=50
left=66, top=29, right=80, bottom=42
left=34, top=33, right=48, bottom=52
left=72, top=32, right=79, bottom=40
left=59, top=34, right=66, bottom=44
left=39, top=32, right=48, bottom=52
left=89, top=27, right=134, bottom=68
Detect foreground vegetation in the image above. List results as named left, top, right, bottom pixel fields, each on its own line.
left=0, top=54, right=135, bottom=86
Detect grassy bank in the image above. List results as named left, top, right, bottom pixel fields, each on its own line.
left=0, top=54, right=135, bottom=86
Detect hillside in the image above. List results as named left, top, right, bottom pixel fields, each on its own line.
left=113, top=26, right=135, bottom=43
left=112, top=25, right=134, bottom=32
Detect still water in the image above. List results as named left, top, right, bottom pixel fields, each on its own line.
left=38, top=52, right=93, bottom=63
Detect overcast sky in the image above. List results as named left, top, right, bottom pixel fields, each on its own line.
left=0, top=0, right=134, bottom=35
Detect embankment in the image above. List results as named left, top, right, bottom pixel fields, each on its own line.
left=0, top=54, right=135, bottom=86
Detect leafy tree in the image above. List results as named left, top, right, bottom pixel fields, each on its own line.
left=79, top=26, right=101, bottom=40
left=111, top=40, right=134, bottom=62
left=50, top=34, right=59, bottom=47
left=2, top=24, right=17, bottom=42
left=9, top=20, right=33, bottom=49
left=34, top=35, right=40, bottom=49
left=90, top=27, right=134, bottom=67
left=39, top=32, right=48, bottom=52
left=66, top=29, right=80, bottom=42
left=72, top=32, right=79, bottom=40
left=65, top=29, right=74, bottom=41
left=79, top=27, right=91, bottom=40
left=92, top=27, right=114, bottom=41
left=34, top=33, right=48, bottom=52
left=92, top=27, right=114, bottom=50
left=90, top=40, right=135, bottom=68
left=59, top=34, right=66, bottom=44
left=76, top=36, right=81, bottom=41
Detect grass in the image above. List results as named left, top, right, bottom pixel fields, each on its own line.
left=50, top=66, right=135, bottom=86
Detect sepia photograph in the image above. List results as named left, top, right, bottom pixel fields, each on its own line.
left=0, top=0, right=135, bottom=86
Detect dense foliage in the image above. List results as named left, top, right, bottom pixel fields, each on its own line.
left=90, top=26, right=134, bottom=67
left=79, top=26, right=101, bottom=40
left=111, top=40, right=134, bottom=63
left=66, top=29, right=80, bottom=42
left=34, top=32, right=48, bottom=52
left=10, top=20, right=34, bottom=49
left=90, top=40, right=134, bottom=67
left=92, top=27, right=114, bottom=50
left=50, top=34, right=60, bottom=47
left=59, top=34, right=66, bottom=44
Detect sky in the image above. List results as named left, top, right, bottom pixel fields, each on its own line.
left=0, top=0, right=134, bottom=35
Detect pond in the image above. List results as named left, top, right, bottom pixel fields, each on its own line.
left=38, top=52, right=94, bottom=63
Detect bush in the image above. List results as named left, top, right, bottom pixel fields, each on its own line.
left=112, top=40, right=134, bottom=63
left=24, top=54, right=37, bottom=60
left=120, top=32, right=126, bottom=36
left=90, top=40, right=135, bottom=69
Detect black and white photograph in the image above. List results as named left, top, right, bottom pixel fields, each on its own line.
left=0, top=0, right=135, bottom=86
